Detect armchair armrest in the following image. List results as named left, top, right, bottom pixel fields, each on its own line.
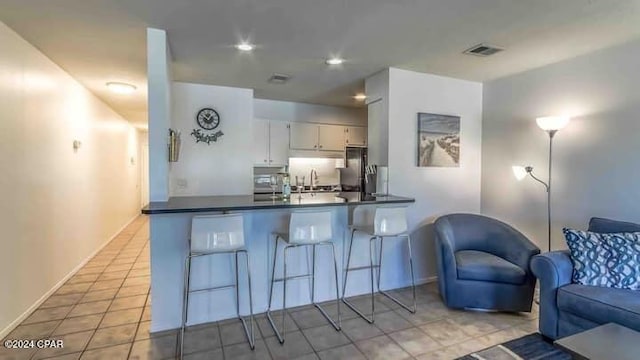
left=434, top=217, right=459, bottom=303
left=530, top=251, right=573, bottom=339
left=498, top=229, right=541, bottom=274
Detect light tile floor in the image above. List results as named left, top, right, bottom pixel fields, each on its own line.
left=1, top=216, right=539, bottom=360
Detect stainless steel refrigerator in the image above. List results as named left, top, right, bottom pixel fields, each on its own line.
left=340, top=147, right=376, bottom=193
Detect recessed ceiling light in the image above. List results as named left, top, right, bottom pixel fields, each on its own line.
left=106, top=82, right=136, bottom=94
left=236, top=43, right=254, bottom=51
left=325, top=57, right=344, bottom=65
left=353, top=94, right=367, bottom=101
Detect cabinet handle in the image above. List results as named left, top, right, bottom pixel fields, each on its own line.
left=346, top=139, right=349, bottom=143
left=314, top=145, right=317, bottom=149
left=269, top=159, right=273, bottom=163
left=319, top=145, right=323, bottom=149
left=264, top=159, right=267, bottom=163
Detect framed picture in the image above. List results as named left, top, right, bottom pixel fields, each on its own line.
left=417, top=113, right=460, bottom=167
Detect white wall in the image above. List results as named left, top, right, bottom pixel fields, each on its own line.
left=0, top=22, right=141, bottom=337
left=170, top=82, right=254, bottom=196
left=372, top=68, right=483, bottom=283
left=365, top=70, right=390, bottom=166
left=147, top=28, right=172, bottom=202
left=254, top=98, right=366, bottom=126
left=482, top=39, right=640, bottom=251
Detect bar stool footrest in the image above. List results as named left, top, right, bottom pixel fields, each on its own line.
left=237, top=315, right=256, bottom=350
left=378, top=289, right=416, bottom=313
left=341, top=297, right=374, bottom=324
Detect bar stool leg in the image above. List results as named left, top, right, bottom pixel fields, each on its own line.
left=377, top=235, right=417, bottom=314
left=266, top=236, right=285, bottom=344
left=178, top=255, right=192, bottom=359
left=235, top=250, right=255, bottom=350
left=341, top=229, right=377, bottom=324
left=341, top=229, right=356, bottom=303
left=329, top=242, right=342, bottom=328
left=310, top=242, right=341, bottom=331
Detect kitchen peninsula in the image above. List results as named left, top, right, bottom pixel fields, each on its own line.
left=143, top=192, right=414, bottom=332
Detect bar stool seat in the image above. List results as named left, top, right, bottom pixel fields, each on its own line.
left=342, top=206, right=417, bottom=324
left=267, top=211, right=341, bottom=344
left=178, top=214, right=255, bottom=359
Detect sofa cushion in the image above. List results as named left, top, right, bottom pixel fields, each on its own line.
left=589, top=217, right=640, bottom=233
left=558, top=284, right=640, bottom=331
left=455, top=250, right=525, bottom=285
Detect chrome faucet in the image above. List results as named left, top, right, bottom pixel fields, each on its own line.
left=309, top=169, right=318, bottom=192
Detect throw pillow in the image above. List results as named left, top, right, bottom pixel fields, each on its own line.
left=563, top=229, right=614, bottom=287
left=605, top=232, right=640, bottom=290
left=563, top=228, right=640, bottom=290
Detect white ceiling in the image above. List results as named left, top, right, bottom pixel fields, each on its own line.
left=2, top=0, right=640, bottom=127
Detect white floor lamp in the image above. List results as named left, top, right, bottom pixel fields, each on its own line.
left=513, top=116, right=571, bottom=252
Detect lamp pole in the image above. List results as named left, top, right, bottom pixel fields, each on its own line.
left=514, top=116, right=569, bottom=253
left=546, top=130, right=556, bottom=252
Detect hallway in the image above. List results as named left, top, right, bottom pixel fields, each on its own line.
left=1, top=217, right=152, bottom=359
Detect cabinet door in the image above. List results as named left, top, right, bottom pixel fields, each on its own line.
left=252, top=119, right=270, bottom=165
left=318, top=125, right=345, bottom=151
left=269, top=121, right=290, bottom=166
left=345, top=126, right=367, bottom=147
left=289, top=122, right=318, bottom=150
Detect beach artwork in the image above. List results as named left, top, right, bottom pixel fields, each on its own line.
left=417, top=113, right=460, bottom=167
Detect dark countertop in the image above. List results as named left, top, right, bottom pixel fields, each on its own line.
left=141, top=192, right=415, bottom=215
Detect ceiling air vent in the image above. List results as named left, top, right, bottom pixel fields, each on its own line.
left=463, top=43, right=504, bottom=57
left=268, top=73, right=291, bottom=84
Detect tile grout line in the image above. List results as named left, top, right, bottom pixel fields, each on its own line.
left=25, top=218, right=146, bottom=360
left=74, top=219, right=144, bottom=358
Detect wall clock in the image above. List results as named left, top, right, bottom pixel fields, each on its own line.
left=196, top=108, right=220, bottom=130
left=191, top=107, right=224, bottom=145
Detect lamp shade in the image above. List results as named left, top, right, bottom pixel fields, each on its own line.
left=512, top=166, right=528, bottom=181
left=536, top=116, right=570, bottom=131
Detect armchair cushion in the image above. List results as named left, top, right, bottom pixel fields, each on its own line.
left=558, top=284, right=640, bottom=331
left=456, top=250, right=526, bottom=285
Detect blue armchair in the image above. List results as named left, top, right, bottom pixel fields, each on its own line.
left=434, top=214, right=540, bottom=312
left=531, top=217, right=640, bottom=339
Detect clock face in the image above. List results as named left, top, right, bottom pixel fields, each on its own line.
left=196, top=108, right=220, bottom=130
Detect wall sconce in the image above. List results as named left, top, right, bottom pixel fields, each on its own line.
left=168, top=129, right=181, bottom=162
left=72, top=140, right=82, bottom=152
left=513, top=116, right=571, bottom=252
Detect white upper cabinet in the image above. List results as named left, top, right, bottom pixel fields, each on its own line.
left=345, top=126, right=367, bottom=147
left=287, top=122, right=367, bottom=154
left=268, top=121, right=289, bottom=166
left=253, top=119, right=270, bottom=165
left=318, top=125, right=345, bottom=151
left=289, top=122, right=319, bottom=150
left=253, top=119, right=290, bottom=166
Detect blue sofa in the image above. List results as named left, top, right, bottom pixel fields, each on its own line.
left=435, top=214, right=540, bottom=312
left=531, top=217, right=640, bottom=340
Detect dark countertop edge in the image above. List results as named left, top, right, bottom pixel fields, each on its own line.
left=141, top=197, right=415, bottom=215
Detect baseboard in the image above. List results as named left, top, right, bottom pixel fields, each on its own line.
left=0, top=215, right=140, bottom=339
left=417, top=275, right=437, bottom=285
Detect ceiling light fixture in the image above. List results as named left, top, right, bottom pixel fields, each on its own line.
left=106, top=82, right=136, bottom=94
left=353, top=94, right=367, bottom=101
left=325, top=57, right=344, bottom=65
left=236, top=43, right=254, bottom=51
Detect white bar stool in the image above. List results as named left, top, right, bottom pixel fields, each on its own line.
left=342, top=206, right=417, bottom=323
left=266, top=211, right=341, bottom=344
left=179, top=214, right=255, bottom=359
